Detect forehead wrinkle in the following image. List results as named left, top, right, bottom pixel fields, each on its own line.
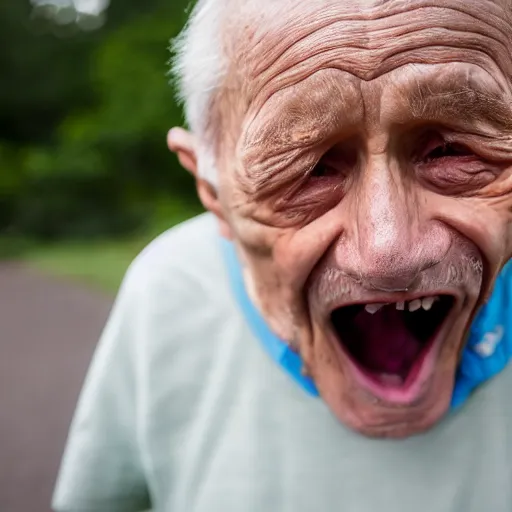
left=251, top=16, right=511, bottom=93
left=254, top=6, right=511, bottom=78
left=242, top=70, right=360, bottom=150
left=388, top=67, right=512, bottom=131
left=223, top=0, right=512, bottom=117
left=243, top=52, right=508, bottom=142
left=232, top=0, right=511, bottom=76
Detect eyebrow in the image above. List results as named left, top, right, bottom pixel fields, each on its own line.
left=405, top=79, right=512, bottom=132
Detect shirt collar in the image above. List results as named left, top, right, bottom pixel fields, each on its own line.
left=221, top=237, right=318, bottom=396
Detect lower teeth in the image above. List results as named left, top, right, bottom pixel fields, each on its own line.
left=379, top=373, right=404, bottom=386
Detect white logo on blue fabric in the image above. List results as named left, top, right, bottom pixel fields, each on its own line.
left=473, top=325, right=504, bottom=358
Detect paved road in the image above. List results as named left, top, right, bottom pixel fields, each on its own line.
left=0, top=263, right=113, bottom=512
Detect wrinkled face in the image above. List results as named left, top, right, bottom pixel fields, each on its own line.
left=215, top=0, right=512, bottom=437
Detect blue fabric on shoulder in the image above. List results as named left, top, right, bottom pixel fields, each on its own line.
left=451, top=261, right=512, bottom=409
left=222, top=238, right=512, bottom=409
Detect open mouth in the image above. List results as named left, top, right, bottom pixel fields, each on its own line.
left=330, top=295, right=455, bottom=395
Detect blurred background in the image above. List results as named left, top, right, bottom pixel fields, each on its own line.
left=0, top=1, right=200, bottom=510
left=1, top=0, right=202, bottom=292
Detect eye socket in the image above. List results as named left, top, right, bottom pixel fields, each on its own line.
left=424, top=142, right=472, bottom=161
left=310, top=144, right=358, bottom=178
left=415, top=134, right=500, bottom=196
left=311, top=161, right=338, bottom=178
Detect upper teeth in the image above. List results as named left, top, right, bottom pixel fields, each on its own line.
left=421, top=296, right=435, bottom=311
left=364, top=303, right=386, bottom=314
left=364, top=296, right=439, bottom=314
left=408, top=299, right=422, bottom=312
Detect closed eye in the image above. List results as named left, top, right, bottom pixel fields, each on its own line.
left=310, top=142, right=358, bottom=178
left=311, top=161, right=338, bottom=177
left=424, top=142, right=472, bottom=161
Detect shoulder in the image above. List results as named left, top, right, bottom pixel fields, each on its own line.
left=130, top=212, right=222, bottom=279
left=51, top=215, right=227, bottom=512
left=101, top=213, right=233, bottom=361
left=122, top=213, right=225, bottom=302
left=112, top=213, right=238, bottom=363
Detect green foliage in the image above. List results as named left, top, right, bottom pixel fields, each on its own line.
left=0, top=0, right=198, bottom=241
left=23, top=197, right=200, bottom=293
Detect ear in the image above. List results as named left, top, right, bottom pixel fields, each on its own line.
left=167, top=127, right=198, bottom=175
left=167, top=128, right=233, bottom=239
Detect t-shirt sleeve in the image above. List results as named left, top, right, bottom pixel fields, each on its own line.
left=52, top=265, right=152, bottom=512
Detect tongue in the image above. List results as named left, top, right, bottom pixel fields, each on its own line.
left=347, top=306, right=422, bottom=377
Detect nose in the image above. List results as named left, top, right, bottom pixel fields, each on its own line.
left=336, top=163, right=449, bottom=291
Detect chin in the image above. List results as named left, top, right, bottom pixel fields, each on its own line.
left=309, top=291, right=475, bottom=438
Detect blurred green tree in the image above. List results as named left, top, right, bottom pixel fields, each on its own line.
left=0, top=0, right=200, bottom=240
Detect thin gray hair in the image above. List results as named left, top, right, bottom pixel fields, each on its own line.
left=171, top=0, right=228, bottom=185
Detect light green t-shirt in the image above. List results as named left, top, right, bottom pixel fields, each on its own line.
left=53, top=213, right=512, bottom=512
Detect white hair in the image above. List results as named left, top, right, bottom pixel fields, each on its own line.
left=172, top=0, right=288, bottom=184
left=171, top=0, right=228, bottom=185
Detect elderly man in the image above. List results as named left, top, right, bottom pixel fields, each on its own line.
left=53, top=0, right=512, bottom=511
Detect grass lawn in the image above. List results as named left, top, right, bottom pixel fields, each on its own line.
left=19, top=204, right=203, bottom=294
left=24, top=237, right=152, bottom=294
